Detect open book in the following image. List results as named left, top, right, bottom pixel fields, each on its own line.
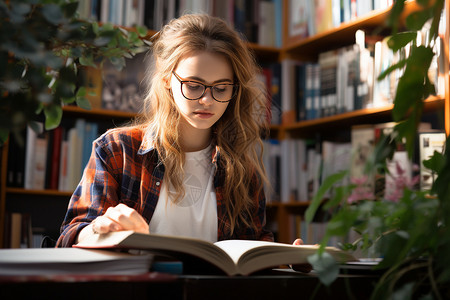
left=75, top=231, right=356, bottom=276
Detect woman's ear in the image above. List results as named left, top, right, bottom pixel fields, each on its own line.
left=164, top=77, right=171, bottom=89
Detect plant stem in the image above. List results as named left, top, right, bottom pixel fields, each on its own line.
left=427, top=256, right=442, bottom=300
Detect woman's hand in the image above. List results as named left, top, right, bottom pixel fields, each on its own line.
left=91, top=203, right=149, bottom=234
left=291, top=238, right=313, bottom=273
left=77, top=204, right=149, bottom=244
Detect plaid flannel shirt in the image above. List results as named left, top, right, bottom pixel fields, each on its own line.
left=56, top=126, right=273, bottom=247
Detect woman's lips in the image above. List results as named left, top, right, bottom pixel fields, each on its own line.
left=194, top=111, right=214, bottom=119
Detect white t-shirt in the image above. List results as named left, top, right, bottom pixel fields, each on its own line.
left=149, top=145, right=218, bottom=243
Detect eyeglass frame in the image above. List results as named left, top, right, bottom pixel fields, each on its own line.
left=172, top=71, right=239, bottom=103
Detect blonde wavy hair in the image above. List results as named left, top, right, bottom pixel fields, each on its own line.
left=137, top=14, right=270, bottom=234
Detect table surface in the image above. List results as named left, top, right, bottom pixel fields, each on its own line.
left=0, top=268, right=381, bottom=300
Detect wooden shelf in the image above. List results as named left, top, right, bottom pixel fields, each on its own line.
left=63, top=106, right=139, bottom=119
left=5, top=187, right=73, bottom=197
left=282, top=96, right=445, bottom=139
left=248, top=42, right=281, bottom=62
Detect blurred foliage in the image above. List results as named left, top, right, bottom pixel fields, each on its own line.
left=305, top=0, right=450, bottom=299
left=0, top=0, right=150, bottom=145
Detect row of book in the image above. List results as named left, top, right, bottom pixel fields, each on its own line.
left=7, top=119, right=101, bottom=192
left=289, top=0, right=394, bottom=40
left=263, top=121, right=447, bottom=204
left=78, top=0, right=395, bottom=47
left=77, top=0, right=284, bottom=47
left=3, top=212, right=45, bottom=249
left=261, top=29, right=445, bottom=125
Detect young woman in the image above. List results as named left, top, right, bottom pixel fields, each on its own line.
left=56, top=14, right=275, bottom=247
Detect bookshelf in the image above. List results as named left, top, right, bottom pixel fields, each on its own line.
left=1, top=0, right=448, bottom=247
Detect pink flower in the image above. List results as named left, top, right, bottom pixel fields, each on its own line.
left=347, top=176, right=376, bottom=204
left=385, top=161, right=420, bottom=202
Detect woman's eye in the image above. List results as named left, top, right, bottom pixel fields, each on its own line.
left=213, top=85, right=228, bottom=93
left=186, top=83, right=202, bottom=91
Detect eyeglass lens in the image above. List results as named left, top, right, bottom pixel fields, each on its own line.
left=182, top=82, right=235, bottom=102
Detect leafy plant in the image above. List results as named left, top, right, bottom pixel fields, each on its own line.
left=0, top=0, right=149, bottom=145
left=305, top=0, right=449, bottom=299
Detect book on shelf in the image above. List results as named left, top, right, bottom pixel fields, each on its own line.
left=263, top=139, right=282, bottom=203
left=0, top=248, right=153, bottom=276
left=266, top=62, right=282, bottom=125
left=24, top=123, right=48, bottom=190
left=6, top=128, right=26, bottom=188
left=258, top=0, right=276, bottom=47
left=350, top=124, right=376, bottom=184
left=80, top=66, right=103, bottom=110
left=314, top=0, right=333, bottom=34
left=287, top=0, right=310, bottom=42
left=281, top=59, right=301, bottom=124
left=417, top=131, right=447, bottom=190
left=3, top=212, right=32, bottom=249
left=74, top=230, right=357, bottom=276
left=295, top=63, right=307, bottom=121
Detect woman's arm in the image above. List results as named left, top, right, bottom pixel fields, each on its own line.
left=56, top=128, right=149, bottom=247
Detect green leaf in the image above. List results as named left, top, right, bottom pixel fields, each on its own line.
left=386, top=32, right=417, bottom=52
left=136, top=26, right=148, bottom=37
left=91, top=22, right=99, bottom=35
left=62, top=2, right=79, bottom=19
left=431, top=138, right=450, bottom=199
left=305, top=170, right=348, bottom=223
left=395, top=115, right=421, bottom=158
left=62, top=96, right=76, bottom=104
left=42, top=4, right=63, bottom=25
left=392, top=46, right=434, bottom=121
left=100, top=22, right=114, bottom=31
left=70, top=47, right=83, bottom=58
left=323, top=185, right=347, bottom=210
left=128, top=31, right=139, bottom=43
left=378, top=59, right=407, bottom=81
left=76, top=94, right=92, bottom=110
left=386, top=0, right=405, bottom=34
left=405, top=9, right=433, bottom=31
left=94, top=36, right=112, bottom=47
left=307, top=253, right=339, bottom=286
left=422, top=151, right=445, bottom=173
left=79, top=54, right=97, bottom=68
left=109, top=56, right=126, bottom=71
left=44, top=104, right=62, bottom=130
left=76, top=87, right=87, bottom=98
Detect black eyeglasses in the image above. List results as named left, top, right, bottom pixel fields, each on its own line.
left=172, top=71, right=238, bottom=103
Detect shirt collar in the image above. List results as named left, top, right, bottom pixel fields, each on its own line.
left=137, top=127, right=221, bottom=166
left=137, top=127, right=156, bottom=155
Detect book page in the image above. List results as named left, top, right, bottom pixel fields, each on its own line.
left=214, top=240, right=300, bottom=264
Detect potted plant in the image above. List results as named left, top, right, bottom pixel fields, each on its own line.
left=305, top=0, right=450, bottom=299
left=0, top=0, right=149, bottom=145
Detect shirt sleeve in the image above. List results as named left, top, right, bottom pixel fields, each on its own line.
left=56, top=133, right=122, bottom=247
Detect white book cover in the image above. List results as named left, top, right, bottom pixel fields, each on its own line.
left=350, top=125, right=375, bottom=181
left=281, top=59, right=299, bottom=124
left=419, top=132, right=446, bottom=190
left=258, top=0, right=276, bottom=46
left=296, top=139, right=308, bottom=202
left=24, top=126, right=37, bottom=190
